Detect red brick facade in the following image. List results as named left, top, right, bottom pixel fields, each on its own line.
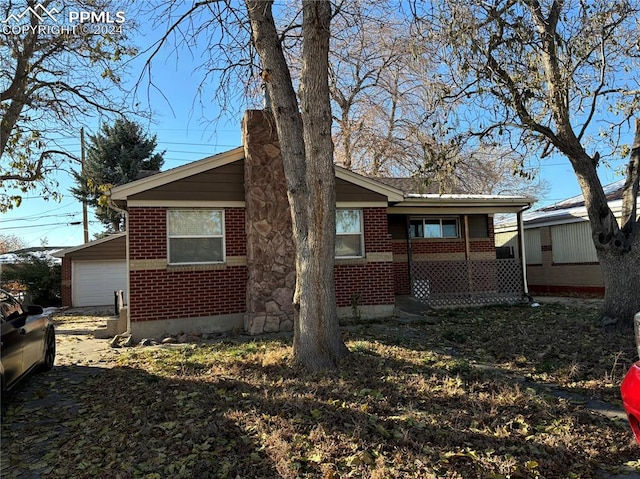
left=334, top=207, right=395, bottom=307
left=335, top=262, right=395, bottom=307
left=129, top=267, right=247, bottom=323
left=128, top=207, right=247, bottom=323
left=125, top=206, right=397, bottom=324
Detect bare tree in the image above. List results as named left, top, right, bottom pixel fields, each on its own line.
left=145, top=0, right=347, bottom=369
left=325, top=2, right=544, bottom=199
left=0, top=0, right=137, bottom=211
left=0, top=234, right=25, bottom=254
left=246, top=0, right=348, bottom=369
left=413, top=0, right=640, bottom=325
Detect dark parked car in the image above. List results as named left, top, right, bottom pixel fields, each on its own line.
left=621, top=311, right=640, bottom=443
left=0, top=289, right=55, bottom=394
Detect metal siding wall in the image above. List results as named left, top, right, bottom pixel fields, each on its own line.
left=524, top=229, right=542, bottom=264
left=551, top=222, right=598, bottom=263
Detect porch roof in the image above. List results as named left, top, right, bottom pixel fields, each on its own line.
left=389, top=194, right=535, bottom=215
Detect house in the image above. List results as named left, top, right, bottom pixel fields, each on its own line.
left=494, top=180, right=637, bottom=296
left=63, top=110, right=532, bottom=339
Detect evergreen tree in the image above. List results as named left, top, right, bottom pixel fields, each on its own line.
left=72, top=119, right=165, bottom=232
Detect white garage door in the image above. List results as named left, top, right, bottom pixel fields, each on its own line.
left=72, top=261, right=127, bottom=307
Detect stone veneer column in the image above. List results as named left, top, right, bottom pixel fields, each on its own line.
left=242, top=110, right=296, bottom=334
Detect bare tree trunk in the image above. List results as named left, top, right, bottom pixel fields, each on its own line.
left=598, top=243, right=640, bottom=327
left=573, top=122, right=640, bottom=327
left=246, top=0, right=349, bottom=369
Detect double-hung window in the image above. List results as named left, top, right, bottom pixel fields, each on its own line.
left=410, top=217, right=459, bottom=239
left=335, top=209, right=364, bottom=258
left=168, top=210, right=225, bottom=264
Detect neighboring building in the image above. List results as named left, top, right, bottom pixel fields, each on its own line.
left=495, top=180, right=635, bottom=296
left=0, top=247, right=63, bottom=266
left=61, top=110, right=532, bottom=339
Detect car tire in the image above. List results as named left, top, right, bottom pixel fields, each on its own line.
left=40, top=328, right=56, bottom=372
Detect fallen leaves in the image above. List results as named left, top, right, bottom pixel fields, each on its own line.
left=1, top=303, right=638, bottom=478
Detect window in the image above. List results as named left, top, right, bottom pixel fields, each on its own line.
left=0, top=291, right=24, bottom=322
left=168, top=210, right=224, bottom=264
left=335, top=209, right=363, bottom=258
left=410, top=217, right=459, bottom=239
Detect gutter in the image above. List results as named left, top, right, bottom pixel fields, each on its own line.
left=106, top=192, right=132, bottom=342
left=517, top=203, right=533, bottom=302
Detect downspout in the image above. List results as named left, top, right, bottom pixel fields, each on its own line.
left=406, top=215, right=413, bottom=296
left=107, top=194, right=132, bottom=343
left=517, top=204, right=533, bottom=302
left=463, top=215, right=472, bottom=294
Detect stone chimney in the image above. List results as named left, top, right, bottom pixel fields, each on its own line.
left=242, top=110, right=295, bottom=334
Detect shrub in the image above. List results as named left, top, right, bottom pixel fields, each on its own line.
left=1, top=254, right=61, bottom=306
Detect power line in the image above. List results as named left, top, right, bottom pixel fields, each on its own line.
left=0, top=213, right=80, bottom=224
left=0, top=220, right=99, bottom=231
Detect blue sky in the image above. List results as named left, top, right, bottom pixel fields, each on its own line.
left=1, top=3, right=246, bottom=248
left=0, top=2, right=630, bottom=248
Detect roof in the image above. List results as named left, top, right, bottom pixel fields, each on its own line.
left=54, top=233, right=126, bottom=258
left=375, top=177, right=468, bottom=195
left=108, top=146, right=532, bottom=212
left=0, top=247, right=64, bottom=265
left=495, top=179, right=637, bottom=231
left=537, top=179, right=625, bottom=212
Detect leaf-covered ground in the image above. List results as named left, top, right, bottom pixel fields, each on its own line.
left=2, top=302, right=639, bottom=478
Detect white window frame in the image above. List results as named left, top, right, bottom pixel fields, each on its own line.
left=335, top=209, right=365, bottom=259
left=410, top=216, right=459, bottom=239
left=167, top=209, right=226, bottom=265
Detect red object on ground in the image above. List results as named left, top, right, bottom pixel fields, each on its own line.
left=621, top=362, right=640, bottom=444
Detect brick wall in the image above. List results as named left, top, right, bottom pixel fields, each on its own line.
left=126, top=204, right=399, bottom=325
left=61, top=257, right=72, bottom=307
left=335, top=262, right=395, bottom=307
left=128, top=206, right=247, bottom=323
left=129, top=208, right=167, bottom=260
left=335, top=207, right=395, bottom=306
left=129, top=267, right=246, bottom=322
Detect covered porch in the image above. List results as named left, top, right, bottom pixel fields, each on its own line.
left=387, top=194, right=534, bottom=307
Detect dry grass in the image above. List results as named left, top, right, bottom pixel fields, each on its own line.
left=2, top=302, right=639, bottom=478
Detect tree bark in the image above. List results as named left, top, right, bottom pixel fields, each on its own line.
left=245, top=0, right=349, bottom=369
left=589, top=122, right=640, bottom=326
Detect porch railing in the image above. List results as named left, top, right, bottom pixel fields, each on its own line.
left=410, top=258, right=524, bottom=307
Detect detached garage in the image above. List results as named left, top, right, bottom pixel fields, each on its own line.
left=57, top=234, right=127, bottom=307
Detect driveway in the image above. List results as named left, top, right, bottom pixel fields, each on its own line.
left=51, top=306, right=121, bottom=367
left=1, top=307, right=121, bottom=479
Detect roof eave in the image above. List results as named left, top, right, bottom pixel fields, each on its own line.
left=53, top=232, right=127, bottom=257
left=109, top=146, right=245, bottom=200
left=392, top=195, right=535, bottom=211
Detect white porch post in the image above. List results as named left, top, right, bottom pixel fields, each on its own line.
left=517, top=210, right=530, bottom=296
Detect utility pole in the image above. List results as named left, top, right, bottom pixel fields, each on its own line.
left=80, top=127, right=89, bottom=243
